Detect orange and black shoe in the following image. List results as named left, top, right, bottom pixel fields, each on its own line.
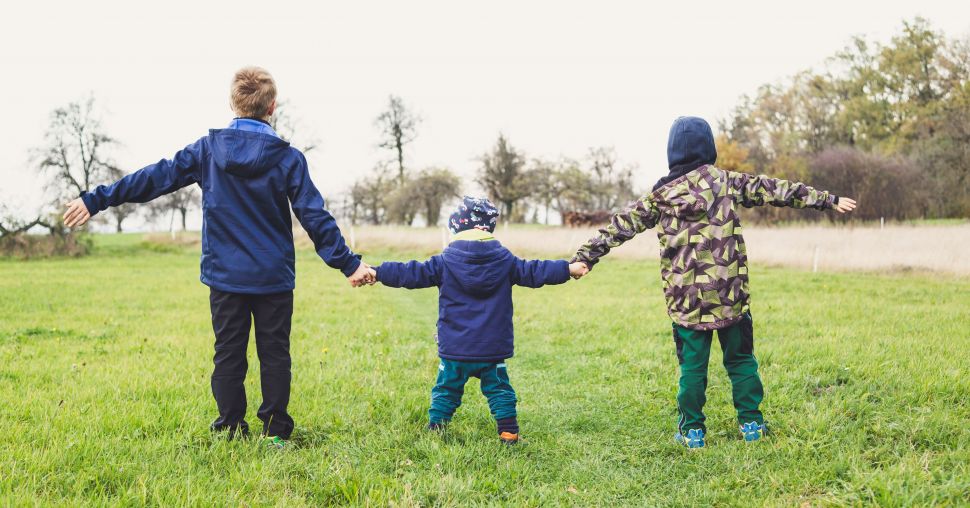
left=499, top=431, right=520, bottom=445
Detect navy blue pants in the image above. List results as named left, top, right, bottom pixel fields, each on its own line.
left=209, top=288, right=294, bottom=439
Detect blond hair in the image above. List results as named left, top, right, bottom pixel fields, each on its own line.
left=230, top=66, right=277, bottom=118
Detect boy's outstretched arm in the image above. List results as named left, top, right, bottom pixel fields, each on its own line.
left=375, top=256, right=443, bottom=289
left=63, top=139, right=204, bottom=227
left=728, top=171, right=856, bottom=212
left=287, top=153, right=367, bottom=281
left=511, top=257, right=570, bottom=288
left=571, top=196, right=660, bottom=271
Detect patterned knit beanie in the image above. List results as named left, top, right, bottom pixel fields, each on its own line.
left=448, top=196, right=500, bottom=234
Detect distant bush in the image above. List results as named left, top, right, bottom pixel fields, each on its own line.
left=0, top=230, right=90, bottom=259
left=809, top=147, right=927, bottom=221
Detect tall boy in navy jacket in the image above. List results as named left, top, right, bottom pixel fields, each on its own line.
left=371, top=197, right=586, bottom=444
left=62, top=67, right=373, bottom=447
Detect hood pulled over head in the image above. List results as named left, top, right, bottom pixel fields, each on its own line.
left=653, top=116, right=717, bottom=191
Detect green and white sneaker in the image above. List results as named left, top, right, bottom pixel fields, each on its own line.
left=263, top=436, right=286, bottom=449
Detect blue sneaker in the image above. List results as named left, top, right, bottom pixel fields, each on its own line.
left=674, top=428, right=705, bottom=449
left=740, top=421, right=766, bottom=441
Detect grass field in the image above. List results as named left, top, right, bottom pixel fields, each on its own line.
left=1, top=233, right=969, bottom=506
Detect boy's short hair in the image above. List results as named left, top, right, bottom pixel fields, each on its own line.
left=230, top=66, right=277, bottom=118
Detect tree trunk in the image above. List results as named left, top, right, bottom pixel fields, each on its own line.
left=115, top=218, right=123, bottom=233
left=396, top=137, right=405, bottom=186
left=180, top=208, right=188, bottom=231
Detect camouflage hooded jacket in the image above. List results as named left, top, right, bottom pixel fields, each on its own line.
left=572, top=165, right=837, bottom=331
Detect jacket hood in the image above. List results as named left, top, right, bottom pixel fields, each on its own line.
left=653, top=116, right=718, bottom=191
left=208, top=129, right=292, bottom=178
left=441, top=240, right=513, bottom=297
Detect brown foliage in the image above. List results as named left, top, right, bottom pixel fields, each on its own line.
left=810, top=147, right=926, bottom=221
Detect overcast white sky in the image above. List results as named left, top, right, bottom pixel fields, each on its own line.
left=1, top=0, right=968, bottom=228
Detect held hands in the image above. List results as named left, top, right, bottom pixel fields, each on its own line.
left=63, top=198, right=91, bottom=228
left=569, top=261, right=590, bottom=280
left=348, top=263, right=377, bottom=287
left=834, top=197, right=857, bottom=214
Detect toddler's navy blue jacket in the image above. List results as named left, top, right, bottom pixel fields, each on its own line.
left=376, top=239, right=569, bottom=362
left=80, top=127, right=360, bottom=294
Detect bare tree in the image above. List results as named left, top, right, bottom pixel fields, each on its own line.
left=412, top=167, right=461, bottom=226
left=385, top=181, right=420, bottom=225
left=350, top=165, right=394, bottom=225
left=148, top=186, right=199, bottom=232
left=375, top=95, right=419, bottom=186
left=270, top=100, right=320, bottom=153
left=36, top=96, right=115, bottom=197
left=0, top=213, right=53, bottom=239
left=477, top=134, right=531, bottom=222
left=35, top=96, right=134, bottom=231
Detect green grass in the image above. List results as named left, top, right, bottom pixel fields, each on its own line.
left=1, top=234, right=969, bottom=506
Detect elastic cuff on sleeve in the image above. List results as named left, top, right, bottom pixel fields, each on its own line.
left=340, top=255, right=362, bottom=277
left=79, top=192, right=100, bottom=217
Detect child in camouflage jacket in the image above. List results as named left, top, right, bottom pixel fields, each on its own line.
left=572, top=116, right=856, bottom=448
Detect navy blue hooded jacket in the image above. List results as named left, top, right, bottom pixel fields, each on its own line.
left=653, top=116, right=718, bottom=191
left=376, top=239, right=569, bottom=362
left=80, top=124, right=360, bottom=294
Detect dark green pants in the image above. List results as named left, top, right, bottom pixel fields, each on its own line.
left=673, top=313, right=763, bottom=433
left=429, top=359, right=517, bottom=424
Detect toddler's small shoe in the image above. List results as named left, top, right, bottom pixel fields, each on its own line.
left=426, top=422, right=447, bottom=432
left=499, top=431, right=519, bottom=445
left=740, top=421, right=766, bottom=442
left=674, top=428, right=705, bottom=449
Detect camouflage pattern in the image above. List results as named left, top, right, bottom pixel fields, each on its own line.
left=573, top=165, right=836, bottom=331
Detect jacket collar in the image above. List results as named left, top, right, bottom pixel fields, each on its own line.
left=228, top=118, right=279, bottom=138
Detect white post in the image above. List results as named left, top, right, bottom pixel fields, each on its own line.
left=812, top=245, right=820, bottom=273
left=169, top=209, right=176, bottom=240
left=441, top=227, right=449, bottom=249
left=349, top=225, right=356, bottom=250
left=880, top=217, right=885, bottom=230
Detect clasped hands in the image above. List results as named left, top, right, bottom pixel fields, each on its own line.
left=569, top=261, right=589, bottom=280
left=347, top=263, right=378, bottom=287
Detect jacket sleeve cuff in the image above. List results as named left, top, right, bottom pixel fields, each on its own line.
left=560, top=260, right=571, bottom=282
left=79, top=191, right=100, bottom=217
left=570, top=254, right=596, bottom=271
left=824, top=194, right=838, bottom=209
left=340, top=254, right=362, bottom=277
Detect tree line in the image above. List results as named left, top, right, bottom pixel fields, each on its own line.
left=346, top=96, right=638, bottom=226
left=4, top=16, right=966, bottom=249
left=719, top=18, right=969, bottom=222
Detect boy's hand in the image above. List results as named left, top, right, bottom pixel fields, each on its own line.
left=348, top=263, right=377, bottom=287
left=569, top=261, right=589, bottom=280
left=834, top=197, right=857, bottom=214
left=63, top=198, right=91, bottom=228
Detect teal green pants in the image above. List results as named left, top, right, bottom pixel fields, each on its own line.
left=673, top=313, right=764, bottom=433
left=429, top=359, right=517, bottom=424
